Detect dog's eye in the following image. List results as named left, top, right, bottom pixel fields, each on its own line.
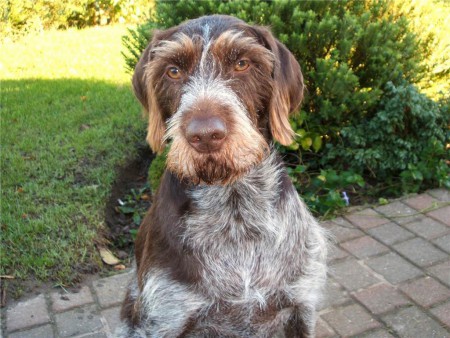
left=167, top=66, right=182, bottom=79
left=234, top=59, right=250, bottom=72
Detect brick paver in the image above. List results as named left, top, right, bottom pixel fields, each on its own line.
left=323, top=218, right=364, bottom=243
left=330, top=259, right=380, bottom=291
left=375, top=201, right=422, bottom=224
left=400, top=276, right=450, bottom=308
left=2, top=189, right=450, bottom=337
left=381, top=306, right=449, bottom=337
left=434, top=233, right=450, bottom=254
left=427, top=260, right=450, bottom=287
left=403, top=193, right=439, bottom=211
left=93, top=273, right=131, bottom=308
left=327, top=243, right=349, bottom=262
left=340, top=235, right=389, bottom=259
left=403, top=217, right=450, bottom=240
left=8, top=324, right=55, bottom=338
left=318, top=279, right=350, bottom=310
left=367, top=221, right=415, bottom=245
left=315, top=317, right=335, bottom=338
left=51, top=285, right=94, bottom=313
left=427, top=205, right=450, bottom=226
left=353, top=283, right=409, bottom=315
left=321, top=304, right=381, bottom=336
left=430, top=301, right=450, bottom=327
left=360, top=329, right=395, bottom=338
left=345, top=208, right=390, bottom=230
left=366, top=252, right=423, bottom=284
left=394, top=237, right=448, bottom=267
left=6, top=294, right=50, bottom=332
left=101, top=306, right=122, bottom=334
left=54, top=304, right=103, bottom=337
left=428, top=188, right=450, bottom=201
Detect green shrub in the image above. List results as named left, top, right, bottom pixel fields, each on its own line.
left=124, top=0, right=448, bottom=215
left=287, top=165, right=366, bottom=217
left=324, top=80, right=449, bottom=193
left=148, top=146, right=169, bottom=192
left=123, top=21, right=157, bottom=73
left=390, top=1, right=450, bottom=99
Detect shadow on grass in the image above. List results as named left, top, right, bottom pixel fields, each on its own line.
left=1, top=78, right=149, bottom=300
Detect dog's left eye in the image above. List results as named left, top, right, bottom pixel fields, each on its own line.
left=234, top=59, right=250, bottom=72
left=167, top=66, right=182, bottom=79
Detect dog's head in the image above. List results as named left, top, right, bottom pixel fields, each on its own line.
left=133, top=15, right=303, bottom=185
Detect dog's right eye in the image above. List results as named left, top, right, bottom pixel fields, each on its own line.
left=167, top=66, right=182, bottom=80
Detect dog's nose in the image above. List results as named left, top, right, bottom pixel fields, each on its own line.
left=185, top=116, right=227, bottom=153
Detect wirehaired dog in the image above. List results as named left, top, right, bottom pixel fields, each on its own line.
left=119, top=15, right=327, bottom=337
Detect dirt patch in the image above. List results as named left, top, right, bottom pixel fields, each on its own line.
left=104, top=143, right=155, bottom=259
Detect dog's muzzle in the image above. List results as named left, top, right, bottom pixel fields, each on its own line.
left=185, top=115, right=227, bottom=153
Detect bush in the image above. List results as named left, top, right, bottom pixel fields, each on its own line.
left=324, top=80, right=449, bottom=193
left=390, top=1, right=450, bottom=99
left=123, top=0, right=448, bottom=215
left=148, top=146, right=169, bottom=192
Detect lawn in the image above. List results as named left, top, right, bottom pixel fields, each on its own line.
left=1, top=25, right=145, bottom=292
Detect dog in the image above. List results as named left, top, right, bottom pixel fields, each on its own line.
left=119, top=15, right=327, bottom=338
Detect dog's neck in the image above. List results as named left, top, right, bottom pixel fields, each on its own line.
left=188, top=150, right=282, bottom=199
left=178, top=150, right=294, bottom=243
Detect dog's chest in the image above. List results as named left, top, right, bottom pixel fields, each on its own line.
left=182, top=174, right=304, bottom=302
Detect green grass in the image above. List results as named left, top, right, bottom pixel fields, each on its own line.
left=1, top=26, right=145, bottom=286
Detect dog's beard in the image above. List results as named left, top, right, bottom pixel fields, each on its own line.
left=166, top=136, right=268, bottom=185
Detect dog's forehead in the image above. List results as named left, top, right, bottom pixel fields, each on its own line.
left=150, top=15, right=270, bottom=69
left=178, top=15, right=247, bottom=40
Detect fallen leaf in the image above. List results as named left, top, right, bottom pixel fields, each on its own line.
left=98, top=247, right=120, bottom=265
left=0, top=275, right=15, bottom=279
left=141, top=194, right=151, bottom=201
left=114, top=264, right=126, bottom=270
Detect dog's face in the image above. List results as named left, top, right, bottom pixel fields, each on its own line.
left=133, top=15, right=303, bottom=185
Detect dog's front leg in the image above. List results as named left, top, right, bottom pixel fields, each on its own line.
left=284, top=306, right=315, bottom=338
left=120, top=269, right=207, bottom=337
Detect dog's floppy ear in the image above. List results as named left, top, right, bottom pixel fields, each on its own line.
left=132, top=31, right=168, bottom=154
left=252, top=26, right=304, bottom=146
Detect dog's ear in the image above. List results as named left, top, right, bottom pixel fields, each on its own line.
left=132, top=31, right=169, bottom=154
left=251, top=26, right=304, bottom=146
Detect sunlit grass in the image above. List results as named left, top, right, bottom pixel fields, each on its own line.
left=1, top=25, right=145, bottom=287
left=2, top=25, right=132, bottom=82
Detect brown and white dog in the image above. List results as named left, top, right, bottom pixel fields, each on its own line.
left=119, top=15, right=327, bottom=337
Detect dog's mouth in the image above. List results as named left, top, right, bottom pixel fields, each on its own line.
left=165, top=136, right=268, bottom=186
left=192, top=152, right=263, bottom=185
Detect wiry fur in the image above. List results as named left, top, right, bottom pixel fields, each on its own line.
left=121, top=15, right=327, bottom=338
left=165, top=76, right=269, bottom=184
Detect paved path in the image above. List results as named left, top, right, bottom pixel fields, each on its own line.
left=2, top=189, right=449, bottom=337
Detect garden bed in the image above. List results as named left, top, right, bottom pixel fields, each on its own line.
left=104, top=144, right=154, bottom=262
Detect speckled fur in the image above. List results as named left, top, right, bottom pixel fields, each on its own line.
left=119, top=14, right=328, bottom=338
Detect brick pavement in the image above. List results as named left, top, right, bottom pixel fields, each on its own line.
left=2, top=188, right=449, bottom=337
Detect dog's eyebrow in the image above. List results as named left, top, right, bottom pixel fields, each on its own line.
left=211, top=30, right=274, bottom=67
left=152, top=33, right=197, bottom=61
left=214, top=30, right=259, bottom=50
